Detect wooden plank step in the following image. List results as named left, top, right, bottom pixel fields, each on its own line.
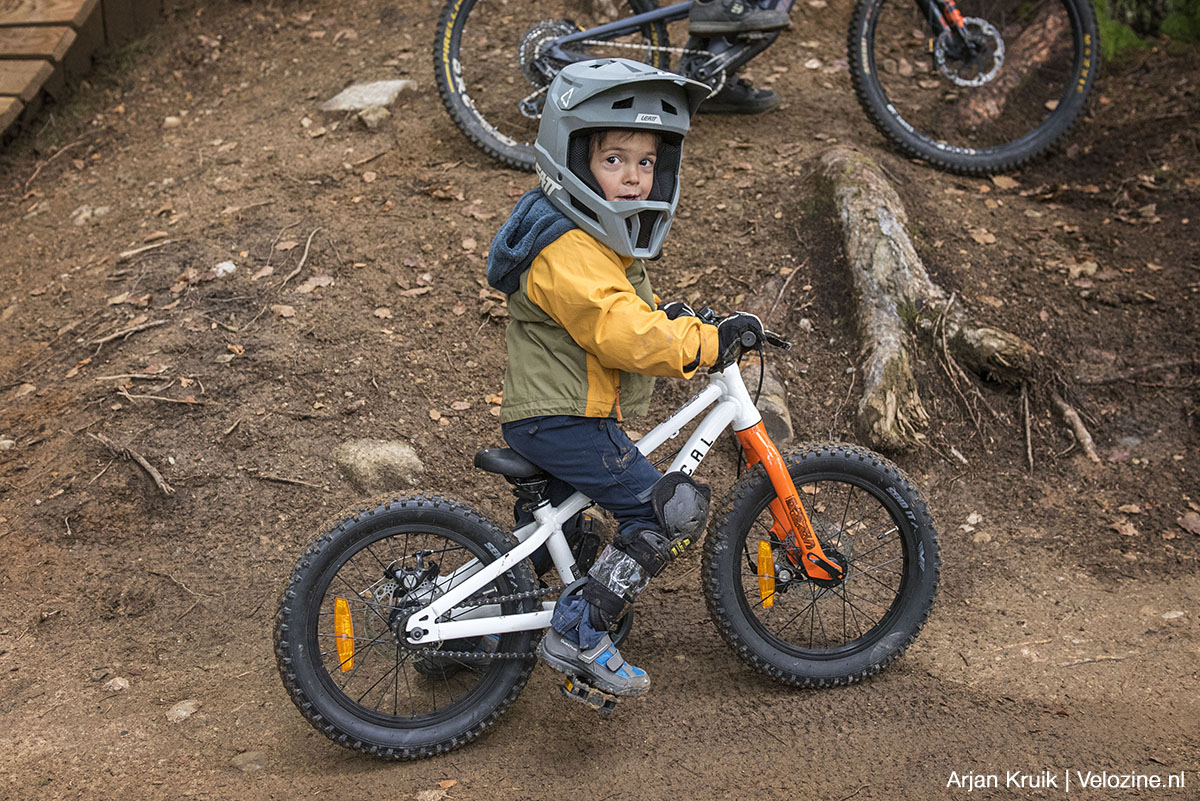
left=0, top=96, right=23, bottom=131
left=0, top=0, right=99, bottom=29
left=0, top=26, right=75, bottom=61
left=0, top=58, right=54, bottom=101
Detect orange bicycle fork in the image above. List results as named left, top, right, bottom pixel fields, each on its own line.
left=735, top=422, right=844, bottom=584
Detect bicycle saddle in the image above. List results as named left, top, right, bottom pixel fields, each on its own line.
left=473, top=448, right=545, bottom=479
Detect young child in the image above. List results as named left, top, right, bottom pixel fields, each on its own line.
left=486, top=59, right=763, bottom=700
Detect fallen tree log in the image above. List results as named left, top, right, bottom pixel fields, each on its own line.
left=815, top=146, right=1040, bottom=452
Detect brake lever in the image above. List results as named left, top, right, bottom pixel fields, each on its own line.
left=763, top=329, right=791, bottom=350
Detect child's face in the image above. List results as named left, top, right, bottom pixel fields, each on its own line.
left=589, top=131, right=657, bottom=202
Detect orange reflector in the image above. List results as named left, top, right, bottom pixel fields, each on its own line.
left=757, top=541, right=775, bottom=609
left=334, top=597, right=354, bottom=672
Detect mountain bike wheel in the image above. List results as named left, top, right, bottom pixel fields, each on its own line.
left=435, top=0, right=672, bottom=171
left=275, top=496, right=538, bottom=758
left=849, top=0, right=1099, bottom=174
left=702, top=443, right=939, bottom=686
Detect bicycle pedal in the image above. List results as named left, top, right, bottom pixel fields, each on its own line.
left=560, top=677, right=619, bottom=716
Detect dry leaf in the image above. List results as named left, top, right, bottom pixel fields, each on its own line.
left=400, top=286, right=433, bottom=297
left=1118, top=503, right=1142, bottom=515
left=296, top=275, right=334, bottom=293
left=276, top=240, right=299, bottom=252
left=439, top=780, right=458, bottom=790
left=970, top=228, right=997, bottom=245
left=271, top=304, right=295, bottom=318
left=462, top=237, right=477, bottom=252
left=452, top=302, right=467, bottom=316
left=402, top=256, right=426, bottom=269
left=373, top=307, right=393, bottom=319
left=450, top=401, right=470, bottom=411
left=1109, top=518, right=1139, bottom=537
left=991, top=175, right=1019, bottom=190
left=1178, top=511, right=1200, bottom=536
left=428, top=409, right=441, bottom=421
left=227, top=343, right=245, bottom=356
left=485, top=392, right=503, bottom=405
left=251, top=265, right=275, bottom=281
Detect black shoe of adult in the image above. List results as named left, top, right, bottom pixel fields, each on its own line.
left=688, top=0, right=790, bottom=37
left=699, top=78, right=781, bottom=114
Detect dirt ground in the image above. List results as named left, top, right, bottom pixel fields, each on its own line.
left=1, top=1, right=1197, bottom=799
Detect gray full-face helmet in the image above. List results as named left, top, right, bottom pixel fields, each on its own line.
left=534, top=58, right=709, bottom=259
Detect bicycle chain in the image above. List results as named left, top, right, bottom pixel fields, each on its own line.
left=577, top=39, right=706, bottom=57
left=399, top=583, right=563, bottom=662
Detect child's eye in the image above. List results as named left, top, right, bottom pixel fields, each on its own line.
left=639, top=158, right=655, bottom=168
left=605, top=155, right=620, bottom=165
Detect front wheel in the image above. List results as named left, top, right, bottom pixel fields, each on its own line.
left=274, top=496, right=538, bottom=758
left=848, top=0, right=1100, bottom=174
left=434, top=0, right=673, bottom=171
left=702, top=443, right=939, bottom=686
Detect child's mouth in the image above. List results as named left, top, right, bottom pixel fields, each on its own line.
left=618, top=193, right=640, bottom=201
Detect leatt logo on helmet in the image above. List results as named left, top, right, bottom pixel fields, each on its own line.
left=635, top=113, right=663, bottom=125
left=536, top=163, right=562, bottom=196
left=558, top=87, right=575, bottom=109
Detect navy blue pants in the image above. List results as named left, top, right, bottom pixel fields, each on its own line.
left=501, top=415, right=661, bottom=538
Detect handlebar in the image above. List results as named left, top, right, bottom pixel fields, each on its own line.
left=696, top=306, right=791, bottom=373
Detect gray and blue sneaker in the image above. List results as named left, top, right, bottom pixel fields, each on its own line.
left=540, top=629, right=650, bottom=697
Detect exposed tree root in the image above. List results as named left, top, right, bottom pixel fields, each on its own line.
left=813, top=146, right=1059, bottom=453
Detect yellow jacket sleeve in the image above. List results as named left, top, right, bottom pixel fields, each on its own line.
left=527, top=230, right=718, bottom=378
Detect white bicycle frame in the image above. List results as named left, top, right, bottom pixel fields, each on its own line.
left=402, top=361, right=764, bottom=647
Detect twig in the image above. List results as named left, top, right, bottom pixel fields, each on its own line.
left=148, top=570, right=205, bottom=597
left=116, top=388, right=215, bottom=406
left=197, top=312, right=239, bottom=332
left=836, top=786, right=867, bottom=801
left=255, top=474, right=323, bottom=490
left=88, top=457, right=115, bottom=485
left=351, top=149, right=391, bottom=167
left=88, top=319, right=169, bottom=347
left=222, top=418, right=242, bottom=437
left=88, top=433, right=175, bottom=496
left=24, top=138, right=86, bottom=189
left=1051, top=392, right=1100, bottom=463
left=764, top=258, right=806, bottom=324
left=1059, top=655, right=1129, bottom=668
left=93, top=373, right=169, bottom=381
left=116, top=240, right=178, bottom=264
left=174, top=599, right=202, bottom=622
left=265, top=221, right=300, bottom=269
left=280, top=227, right=321, bottom=287
left=1077, top=358, right=1197, bottom=385
left=1022, top=382, right=1033, bottom=473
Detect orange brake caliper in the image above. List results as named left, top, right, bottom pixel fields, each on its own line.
left=735, top=423, right=844, bottom=583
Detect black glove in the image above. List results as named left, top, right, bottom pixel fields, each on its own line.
left=660, top=301, right=696, bottom=320
left=715, top=312, right=764, bottom=365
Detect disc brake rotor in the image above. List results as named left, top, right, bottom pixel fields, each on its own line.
left=934, top=17, right=1005, bottom=87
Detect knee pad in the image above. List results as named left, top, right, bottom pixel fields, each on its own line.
left=650, top=471, right=711, bottom=554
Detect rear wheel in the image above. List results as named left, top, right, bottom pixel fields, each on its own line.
left=434, top=0, right=673, bottom=171
left=275, top=496, right=537, bottom=758
left=849, top=0, right=1099, bottom=173
left=703, top=443, right=939, bottom=686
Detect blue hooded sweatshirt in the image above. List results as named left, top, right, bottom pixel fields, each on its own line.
left=486, top=189, right=576, bottom=295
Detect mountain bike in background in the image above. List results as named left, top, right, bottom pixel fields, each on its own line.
left=434, top=0, right=1099, bottom=175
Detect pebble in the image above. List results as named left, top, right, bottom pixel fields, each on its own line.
left=1161, top=610, right=1185, bottom=620
left=0, top=439, right=15, bottom=450
left=104, top=676, right=130, bottom=692
left=163, top=116, right=182, bottom=128
left=320, top=80, right=418, bottom=111
left=231, top=751, right=269, bottom=772
left=166, top=699, right=200, bottom=722
left=358, top=105, right=391, bottom=131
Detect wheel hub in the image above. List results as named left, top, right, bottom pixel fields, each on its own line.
left=934, top=17, right=1004, bottom=87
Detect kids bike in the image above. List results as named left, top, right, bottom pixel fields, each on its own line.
left=274, top=310, right=940, bottom=757
left=434, top=0, right=1099, bottom=175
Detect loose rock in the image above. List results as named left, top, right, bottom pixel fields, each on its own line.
left=166, top=699, right=200, bottom=722
left=320, top=80, right=418, bottom=112
left=358, top=105, right=391, bottom=131
left=231, top=751, right=269, bottom=772
left=333, top=439, right=424, bottom=493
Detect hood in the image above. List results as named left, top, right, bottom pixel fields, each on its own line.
left=486, top=189, right=576, bottom=295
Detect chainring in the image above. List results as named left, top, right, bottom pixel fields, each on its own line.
left=519, top=19, right=585, bottom=88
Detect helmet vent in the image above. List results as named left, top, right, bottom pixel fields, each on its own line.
left=661, top=100, right=677, bottom=115
left=611, top=97, right=634, bottom=110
